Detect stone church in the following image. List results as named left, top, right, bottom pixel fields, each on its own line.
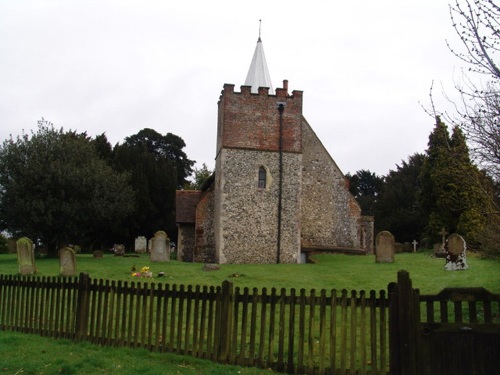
left=175, top=36, right=374, bottom=264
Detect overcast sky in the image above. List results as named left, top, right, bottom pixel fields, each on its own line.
left=0, top=1, right=468, bottom=177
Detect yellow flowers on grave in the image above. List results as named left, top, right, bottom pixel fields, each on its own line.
left=131, top=266, right=152, bottom=278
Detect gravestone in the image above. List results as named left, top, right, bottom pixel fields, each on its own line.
left=375, top=231, right=395, bottom=263
left=402, top=242, right=412, bottom=253
left=134, top=236, right=147, bottom=253
left=93, top=250, right=104, bottom=259
left=112, top=244, right=125, bottom=256
left=395, top=243, right=403, bottom=253
left=434, top=227, right=448, bottom=257
left=59, top=247, right=77, bottom=276
left=412, top=240, right=418, bottom=253
left=16, top=237, right=36, bottom=275
left=444, top=233, right=468, bottom=271
left=150, top=231, right=170, bottom=262
left=433, top=243, right=446, bottom=257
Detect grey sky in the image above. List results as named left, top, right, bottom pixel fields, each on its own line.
left=0, top=1, right=466, bottom=176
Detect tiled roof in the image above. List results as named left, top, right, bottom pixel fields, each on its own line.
left=175, top=190, right=201, bottom=224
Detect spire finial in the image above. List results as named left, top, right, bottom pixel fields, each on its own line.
left=258, top=19, right=262, bottom=42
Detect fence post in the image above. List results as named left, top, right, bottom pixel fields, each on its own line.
left=396, top=270, right=418, bottom=375
left=388, top=281, right=400, bottom=375
left=75, top=272, right=90, bottom=341
left=217, top=280, right=234, bottom=362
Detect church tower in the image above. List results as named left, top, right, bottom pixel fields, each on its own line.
left=175, top=32, right=374, bottom=264
left=213, top=36, right=303, bottom=263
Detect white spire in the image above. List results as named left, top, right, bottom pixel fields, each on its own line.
left=244, top=23, right=273, bottom=94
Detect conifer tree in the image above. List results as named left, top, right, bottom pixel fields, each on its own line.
left=418, top=117, right=494, bottom=247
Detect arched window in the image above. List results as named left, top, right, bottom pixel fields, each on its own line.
left=258, top=166, right=267, bottom=189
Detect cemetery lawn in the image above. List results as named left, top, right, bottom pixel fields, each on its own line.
left=0, top=330, right=284, bottom=375
left=0, top=250, right=499, bottom=293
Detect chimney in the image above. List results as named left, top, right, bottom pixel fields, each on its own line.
left=283, top=79, right=288, bottom=94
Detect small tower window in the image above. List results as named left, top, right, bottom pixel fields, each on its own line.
left=258, top=166, right=267, bottom=189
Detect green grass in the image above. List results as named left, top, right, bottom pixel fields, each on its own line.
left=1, top=251, right=498, bottom=374
left=0, top=250, right=499, bottom=294
left=0, top=252, right=500, bottom=294
left=0, top=330, right=282, bottom=375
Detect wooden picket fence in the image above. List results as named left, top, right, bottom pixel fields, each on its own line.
left=3, top=271, right=498, bottom=374
left=0, top=273, right=390, bottom=375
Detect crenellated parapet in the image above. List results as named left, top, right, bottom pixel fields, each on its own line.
left=216, top=80, right=303, bottom=154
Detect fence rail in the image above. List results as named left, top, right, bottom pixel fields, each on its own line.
left=4, top=272, right=498, bottom=374
left=0, top=273, right=390, bottom=375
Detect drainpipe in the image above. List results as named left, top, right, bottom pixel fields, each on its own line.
left=277, top=102, right=285, bottom=264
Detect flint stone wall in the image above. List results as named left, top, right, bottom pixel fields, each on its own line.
left=215, top=148, right=302, bottom=264
left=301, top=119, right=364, bottom=249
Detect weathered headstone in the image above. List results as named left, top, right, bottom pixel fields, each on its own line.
left=444, top=233, right=468, bottom=271
left=433, top=243, right=446, bottom=257
left=202, top=263, right=221, bottom=271
left=16, top=237, right=36, bottom=275
left=112, top=244, right=125, bottom=256
left=402, top=242, right=412, bottom=253
left=59, top=247, right=77, bottom=276
left=434, top=227, right=448, bottom=257
left=395, top=243, right=403, bottom=253
left=93, top=250, right=104, bottom=259
left=150, top=231, right=170, bottom=262
left=134, top=236, right=147, bottom=254
left=375, top=231, right=395, bottom=263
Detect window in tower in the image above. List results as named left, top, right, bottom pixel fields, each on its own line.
left=258, top=166, right=267, bottom=189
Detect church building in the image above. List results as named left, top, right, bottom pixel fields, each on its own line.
left=175, top=36, right=374, bottom=264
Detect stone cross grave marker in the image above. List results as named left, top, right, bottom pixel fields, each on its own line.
left=439, top=227, right=448, bottom=247
left=444, top=233, right=468, bottom=271
left=150, top=230, right=170, bottom=262
left=434, top=227, right=449, bottom=257
left=59, top=247, right=77, bottom=276
left=375, top=231, right=395, bottom=263
left=16, top=237, right=36, bottom=275
left=412, top=240, right=418, bottom=252
left=134, top=236, right=147, bottom=253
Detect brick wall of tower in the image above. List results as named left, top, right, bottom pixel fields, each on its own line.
left=216, top=82, right=303, bottom=155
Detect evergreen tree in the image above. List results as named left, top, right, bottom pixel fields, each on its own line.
left=124, top=128, right=195, bottom=188
left=112, top=142, right=178, bottom=244
left=418, top=117, right=494, bottom=247
left=346, top=170, right=384, bottom=216
left=0, top=120, right=134, bottom=255
left=375, top=153, right=426, bottom=243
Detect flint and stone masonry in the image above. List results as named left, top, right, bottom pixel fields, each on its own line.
left=176, top=80, right=374, bottom=264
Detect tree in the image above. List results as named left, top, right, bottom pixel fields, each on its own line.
left=375, top=153, right=427, bottom=243
left=112, top=142, right=178, bottom=243
left=0, top=119, right=134, bottom=255
left=184, top=163, right=214, bottom=190
left=446, top=0, right=500, bottom=181
left=346, top=170, right=384, bottom=216
left=124, top=128, right=195, bottom=187
left=418, top=117, right=495, bottom=247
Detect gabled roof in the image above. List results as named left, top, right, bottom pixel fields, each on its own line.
left=244, top=37, right=274, bottom=94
